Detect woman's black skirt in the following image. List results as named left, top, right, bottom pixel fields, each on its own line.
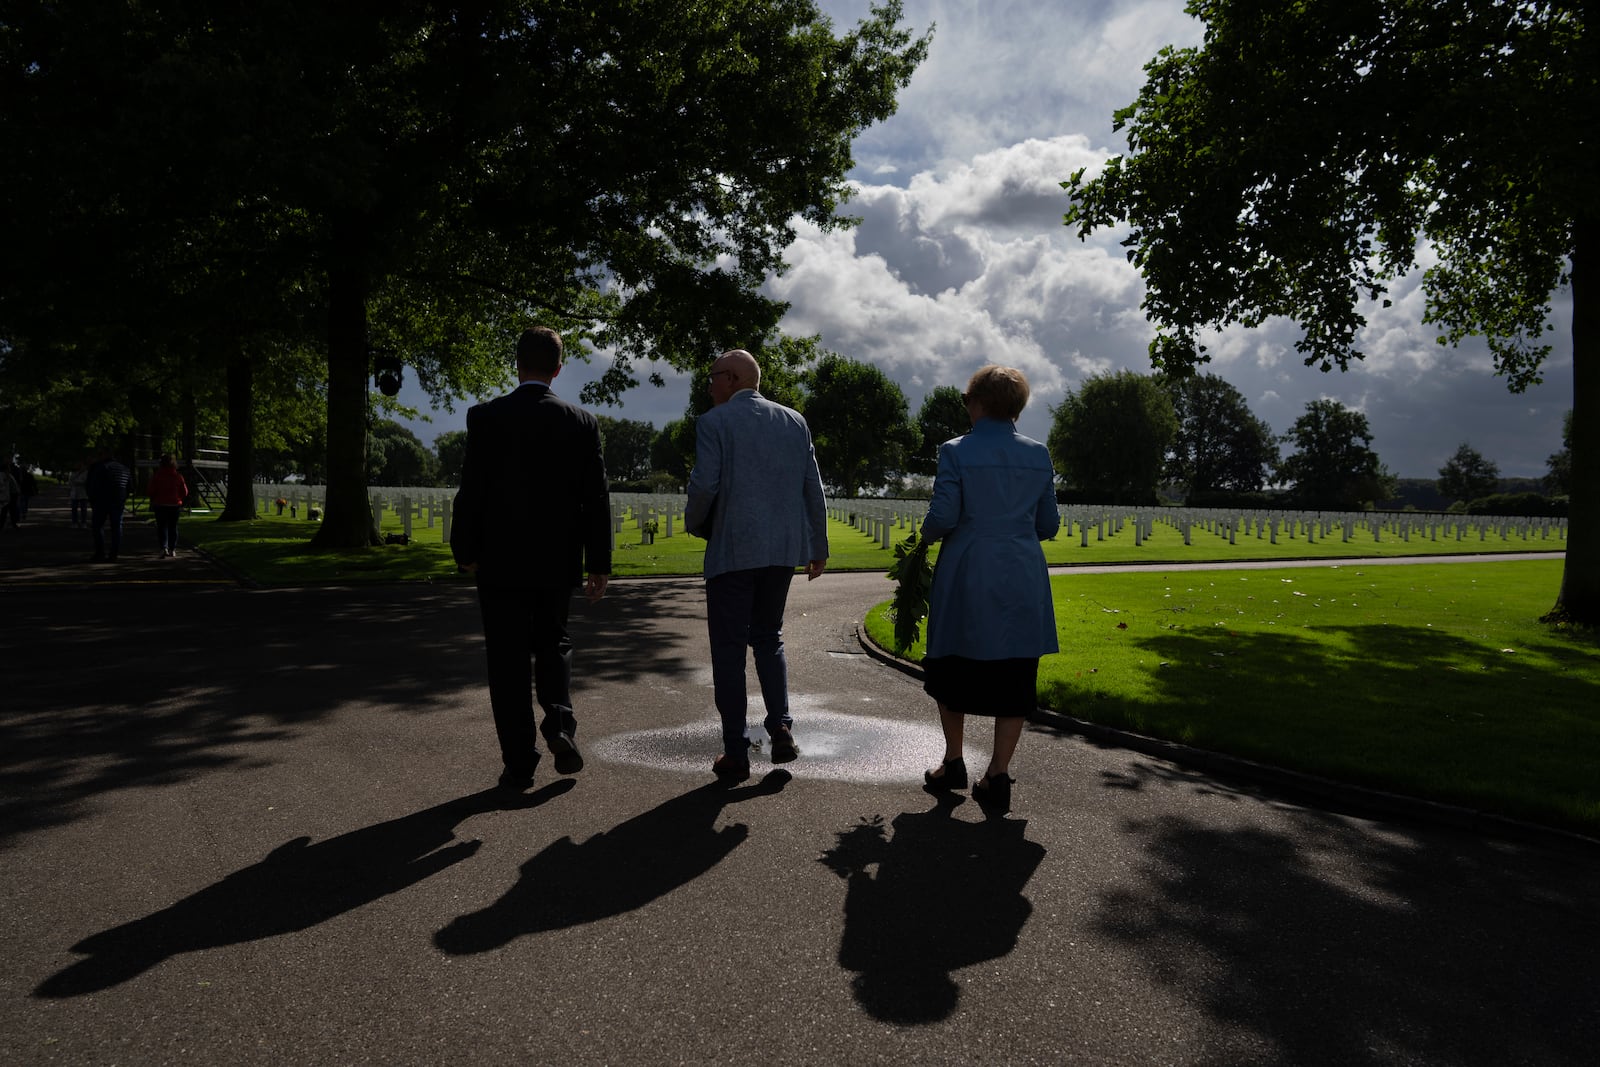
left=922, top=655, right=1039, bottom=718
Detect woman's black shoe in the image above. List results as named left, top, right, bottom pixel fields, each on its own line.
left=972, top=773, right=1013, bottom=813
left=923, top=757, right=967, bottom=791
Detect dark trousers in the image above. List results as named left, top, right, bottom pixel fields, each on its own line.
left=706, top=565, right=795, bottom=760
left=476, top=584, right=576, bottom=776
left=71, top=498, right=89, bottom=525
left=90, top=503, right=124, bottom=559
left=154, top=506, right=181, bottom=553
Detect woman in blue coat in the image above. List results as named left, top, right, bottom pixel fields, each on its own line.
left=919, top=365, right=1060, bottom=812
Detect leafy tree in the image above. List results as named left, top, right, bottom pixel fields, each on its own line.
left=1546, top=411, right=1573, bottom=497
left=1159, top=373, right=1277, bottom=497
left=1047, top=370, right=1176, bottom=504
left=1065, top=0, right=1597, bottom=620
left=3, top=2, right=930, bottom=549
left=1437, top=443, right=1501, bottom=505
left=911, top=385, right=969, bottom=477
left=802, top=353, right=919, bottom=498
left=749, top=333, right=821, bottom=412
left=1277, top=400, right=1392, bottom=510
left=595, top=416, right=656, bottom=483
left=434, top=430, right=468, bottom=489
left=367, top=421, right=439, bottom=487
left=651, top=418, right=697, bottom=483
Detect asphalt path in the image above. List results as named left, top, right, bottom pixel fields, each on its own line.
left=3, top=493, right=1597, bottom=1065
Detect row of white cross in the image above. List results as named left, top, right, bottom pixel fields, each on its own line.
left=250, top=485, right=1568, bottom=551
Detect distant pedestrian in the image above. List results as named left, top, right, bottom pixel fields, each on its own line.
left=15, top=465, right=37, bottom=521
left=0, top=462, right=19, bottom=533
left=86, top=447, right=133, bottom=562
left=684, top=348, right=829, bottom=783
left=148, top=454, right=189, bottom=558
left=67, top=460, right=91, bottom=527
left=450, top=326, right=612, bottom=791
left=918, top=365, right=1059, bottom=815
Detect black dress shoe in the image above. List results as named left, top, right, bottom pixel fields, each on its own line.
left=547, top=731, right=584, bottom=775
left=498, top=768, right=535, bottom=791
left=923, top=757, right=967, bottom=791
left=972, top=773, right=1013, bottom=813
left=769, top=726, right=800, bottom=764
left=498, top=752, right=541, bottom=790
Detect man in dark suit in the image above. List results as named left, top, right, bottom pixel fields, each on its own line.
left=451, top=326, right=612, bottom=790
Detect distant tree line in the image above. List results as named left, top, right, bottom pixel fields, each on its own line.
left=370, top=357, right=1569, bottom=521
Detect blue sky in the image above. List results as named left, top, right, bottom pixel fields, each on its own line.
left=400, top=0, right=1573, bottom=481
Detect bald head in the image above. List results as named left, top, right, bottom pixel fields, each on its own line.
left=709, top=348, right=761, bottom=405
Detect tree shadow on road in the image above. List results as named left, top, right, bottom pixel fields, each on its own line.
left=434, top=771, right=790, bottom=954
left=1098, top=810, right=1600, bottom=1065
left=819, top=794, right=1047, bottom=1024
left=34, top=782, right=572, bottom=998
left=0, top=580, right=702, bottom=848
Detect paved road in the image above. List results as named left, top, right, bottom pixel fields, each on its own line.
left=3, top=493, right=1598, bottom=1065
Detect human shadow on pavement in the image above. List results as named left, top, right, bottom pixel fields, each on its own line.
left=1098, top=811, right=1600, bottom=1065
left=819, top=794, right=1047, bottom=1024
left=33, top=782, right=571, bottom=998
left=434, top=771, right=790, bottom=954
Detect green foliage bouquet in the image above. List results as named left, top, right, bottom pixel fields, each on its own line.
left=886, top=529, right=934, bottom=655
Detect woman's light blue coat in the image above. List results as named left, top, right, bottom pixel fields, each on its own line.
left=921, top=418, right=1060, bottom=660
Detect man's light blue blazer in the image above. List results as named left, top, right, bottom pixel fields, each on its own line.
left=685, top=390, right=830, bottom=581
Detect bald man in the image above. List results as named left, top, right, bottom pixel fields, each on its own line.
left=685, top=349, right=830, bottom=783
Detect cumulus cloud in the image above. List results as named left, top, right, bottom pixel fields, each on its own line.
left=402, top=0, right=1573, bottom=480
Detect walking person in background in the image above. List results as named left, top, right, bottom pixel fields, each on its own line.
left=918, top=365, right=1059, bottom=814
left=68, top=459, right=91, bottom=527
left=15, top=464, right=37, bottom=522
left=0, top=461, right=18, bottom=533
left=86, top=446, right=133, bottom=562
left=685, top=348, right=830, bottom=783
left=148, top=454, right=189, bottom=558
left=450, top=326, right=612, bottom=791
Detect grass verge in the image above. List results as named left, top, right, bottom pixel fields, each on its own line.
left=182, top=509, right=942, bottom=583
left=865, top=559, right=1600, bottom=836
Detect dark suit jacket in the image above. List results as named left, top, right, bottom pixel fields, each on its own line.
left=449, top=382, right=611, bottom=589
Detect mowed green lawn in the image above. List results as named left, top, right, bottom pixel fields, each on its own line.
left=865, top=559, right=1600, bottom=835
left=182, top=507, right=929, bottom=583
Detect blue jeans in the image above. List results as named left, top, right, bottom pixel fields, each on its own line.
left=154, top=506, right=181, bottom=553
left=706, top=565, right=795, bottom=760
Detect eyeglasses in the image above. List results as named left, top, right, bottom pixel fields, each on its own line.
left=709, top=369, right=735, bottom=382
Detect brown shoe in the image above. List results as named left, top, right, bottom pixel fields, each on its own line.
left=769, top=726, right=800, bottom=764
left=712, top=754, right=751, bottom=783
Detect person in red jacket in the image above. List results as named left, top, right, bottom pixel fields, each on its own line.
left=148, top=454, right=189, bottom=558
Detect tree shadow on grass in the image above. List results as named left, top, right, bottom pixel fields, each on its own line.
left=1042, top=622, right=1600, bottom=832
left=434, top=771, right=790, bottom=954
left=34, top=782, right=572, bottom=998
left=0, top=580, right=703, bottom=848
left=1098, top=810, right=1600, bottom=1065
left=818, top=794, right=1047, bottom=1024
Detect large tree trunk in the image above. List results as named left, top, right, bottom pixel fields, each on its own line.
left=311, top=232, right=379, bottom=548
left=1548, top=219, right=1597, bottom=624
left=220, top=346, right=257, bottom=521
